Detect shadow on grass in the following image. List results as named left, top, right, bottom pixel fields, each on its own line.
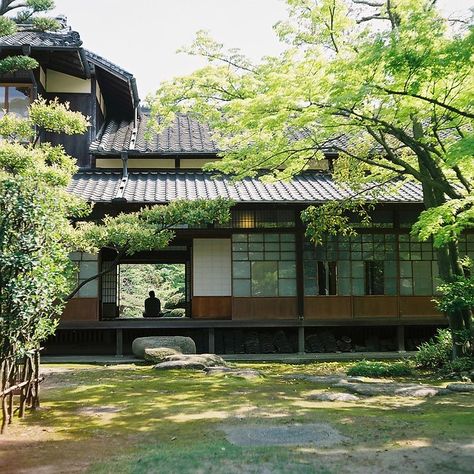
left=0, top=363, right=473, bottom=474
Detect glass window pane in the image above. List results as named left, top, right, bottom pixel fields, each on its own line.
left=233, top=261, right=250, bottom=278
left=400, top=261, right=412, bottom=278
left=233, top=234, right=247, bottom=242
left=384, top=261, right=397, bottom=278
left=8, top=87, right=30, bottom=117
left=264, top=234, right=279, bottom=242
left=248, top=251, right=264, bottom=260
left=281, top=251, right=296, bottom=261
left=413, top=261, right=432, bottom=295
left=304, top=279, right=317, bottom=296
left=233, top=252, right=248, bottom=261
left=400, top=278, right=413, bottom=296
left=279, top=261, right=296, bottom=279
left=0, top=86, right=5, bottom=116
left=279, top=279, right=296, bottom=296
left=232, top=242, right=247, bottom=252
left=265, top=242, right=280, bottom=252
left=248, top=234, right=263, bottom=242
left=249, top=242, right=264, bottom=251
left=338, top=278, right=351, bottom=296
left=280, top=234, right=295, bottom=242
left=265, top=251, right=280, bottom=261
left=352, top=278, right=364, bottom=295
left=385, top=278, right=397, bottom=296
left=252, top=261, right=278, bottom=296
left=352, top=261, right=364, bottom=278
left=233, top=279, right=251, bottom=297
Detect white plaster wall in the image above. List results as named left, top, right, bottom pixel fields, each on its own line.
left=193, top=239, right=231, bottom=296
left=46, top=69, right=91, bottom=94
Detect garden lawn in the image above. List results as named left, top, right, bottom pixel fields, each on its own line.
left=0, top=362, right=473, bottom=474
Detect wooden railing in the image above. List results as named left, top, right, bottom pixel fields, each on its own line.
left=0, top=349, right=43, bottom=434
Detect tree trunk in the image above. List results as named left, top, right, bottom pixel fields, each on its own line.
left=419, top=170, right=472, bottom=357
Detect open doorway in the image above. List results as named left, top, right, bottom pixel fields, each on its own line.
left=118, top=263, right=187, bottom=318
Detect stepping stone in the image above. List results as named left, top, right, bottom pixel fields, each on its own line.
left=446, top=383, right=474, bottom=393
left=205, top=367, right=263, bottom=379
left=165, top=353, right=227, bottom=367
left=154, top=360, right=206, bottom=370
left=307, top=391, right=360, bottom=402
left=338, top=382, right=446, bottom=398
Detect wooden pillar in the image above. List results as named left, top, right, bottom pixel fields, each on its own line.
left=208, top=328, right=215, bottom=354
left=116, top=329, right=123, bottom=357
left=298, top=326, right=305, bottom=354
left=397, top=326, right=405, bottom=352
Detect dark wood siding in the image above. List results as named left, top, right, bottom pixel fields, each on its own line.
left=44, top=92, right=94, bottom=168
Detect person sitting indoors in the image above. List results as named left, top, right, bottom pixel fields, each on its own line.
left=143, top=290, right=162, bottom=318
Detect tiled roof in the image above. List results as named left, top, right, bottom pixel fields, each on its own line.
left=91, top=114, right=357, bottom=156
left=68, top=171, right=123, bottom=202
left=0, top=30, right=82, bottom=48
left=84, top=49, right=133, bottom=79
left=68, top=170, right=424, bottom=204
left=90, top=114, right=219, bottom=155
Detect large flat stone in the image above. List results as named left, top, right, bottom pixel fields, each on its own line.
left=164, top=353, right=227, bottom=367
left=307, top=391, right=360, bottom=402
left=220, top=423, right=348, bottom=447
left=154, top=360, right=206, bottom=370
left=446, top=383, right=474, bottom=393
left=132, top=336, right=196, bottom=358
left=144, top=348, right=180, bottom=364
left=337, top=381, right=447, bottom=398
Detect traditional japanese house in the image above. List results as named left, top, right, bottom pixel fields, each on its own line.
left=2, top=23, right=469, bottom=356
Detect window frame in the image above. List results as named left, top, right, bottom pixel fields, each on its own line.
left=0, top=83, right=33, bottom=116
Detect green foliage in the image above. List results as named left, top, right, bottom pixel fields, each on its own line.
left=32, top=16, right=61, bottom=32
left=414, top=329, right=453, bottom=369
left=0, top=114, right=35, bottom=141
left=0, top=16, right=16, bottom=36
left=347, top=360, right=412, bottom=377
left=150, top=0, right=474, bottom=337
left=412, top=198, right=474, bottom=247
left=13, top=0, right=55, bottom=23
left=29, top=98, right=90, bottom=135
left=119, top=264, right=185, bottom=318
left=78, top=198, right=232, bottom=256
left=443, top=356, right=474, bottom=375
left=302, top=200, right=372, bottom=244
left=0, top=55, right=38, bottom=74
left=435, top=275, right=474, bottom=314
left=0, top=93, right=89, bottom=359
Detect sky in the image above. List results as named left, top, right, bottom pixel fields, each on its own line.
left=49, top=0, right=474, bottom=101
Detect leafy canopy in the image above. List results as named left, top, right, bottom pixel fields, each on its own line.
left=149, top=0, right=473, bottom=246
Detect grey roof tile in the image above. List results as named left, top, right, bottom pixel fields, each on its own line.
left=67, top=171, right=122, bottom=202
left=84, top=49, right=133, bottom=78
left=91, top=114, right=355, bottom=156
left=0, top=30, right=82, bottom=48
left=90, top=114, right=218, bottom=155
left=68, top=170, right=424, bottom=204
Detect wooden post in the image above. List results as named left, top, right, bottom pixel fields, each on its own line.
left=208, top=328, right=215, bottom=354
left=298, top=326, right=305, bottom=354
left=116, top=329, right=123, bottom=357
left=397, top=326, right=405, bottom=352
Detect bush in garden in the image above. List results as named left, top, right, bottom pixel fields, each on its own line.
left=347, top=360, right=412, bottom=377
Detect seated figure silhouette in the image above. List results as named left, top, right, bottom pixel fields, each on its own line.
left=143, top=290, right=162, bottom=318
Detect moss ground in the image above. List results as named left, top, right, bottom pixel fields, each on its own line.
left=0, top=362, right=473, bottom=473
